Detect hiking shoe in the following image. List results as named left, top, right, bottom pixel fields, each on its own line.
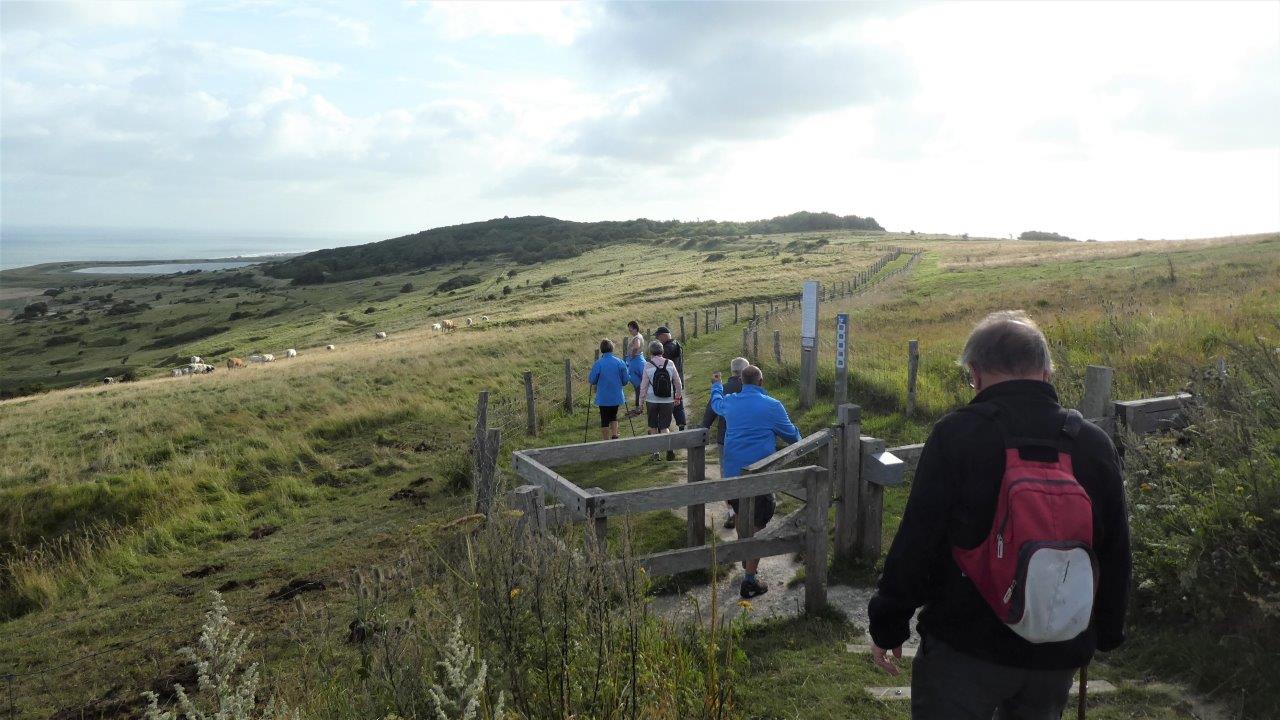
left=740, top=578, right=769, bottom=599
left=723, top=514, right=736, bottom=530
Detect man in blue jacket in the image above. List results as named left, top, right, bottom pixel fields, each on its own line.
left=588, top=339, right=630, bottom=441
left=710, top=364, right=801, bottom=598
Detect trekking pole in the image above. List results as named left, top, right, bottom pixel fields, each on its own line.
left=583, top=386, right=593, bottom=442
left=1077, top=663, right=1088, bottom=720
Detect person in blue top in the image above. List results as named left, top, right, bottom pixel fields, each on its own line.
left=589, top=338, right=630, bottom=441
left=624, top=328, right=646, bottom=411
left=709, top=364, right=801, bottom=598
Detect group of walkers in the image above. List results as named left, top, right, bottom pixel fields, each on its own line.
left=589, top=310, right=1132, bottom=719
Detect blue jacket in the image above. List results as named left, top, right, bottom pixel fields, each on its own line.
left=626, top=353, right=645, bottom=390
left=710, top=382, right=801, bottom=478
left=589, top=353, right=629, bottom=407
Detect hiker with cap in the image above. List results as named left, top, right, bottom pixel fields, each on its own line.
left=588, top=338, right=629, bottom=441
left=655, top=326, right=687, bottom=432
left=867, top=310, right=1131, bottom=720
left=702, top=356, right=749, bottom=529
left=639, top=339, right=683, bottom=460
left=709, top=364, right=801, bottom=598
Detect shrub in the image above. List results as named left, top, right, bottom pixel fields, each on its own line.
left=44, top=333, right=80, bottom=347
left=20, top=302, right=48, bottom=318
left=705, top=252, right=726, bottom=262
left=437, top=274, right=482, bottom=293
left=400, top=283, right=413, bottom=293
left=364, top=307, right=376, bottom=314
left=502, top=286, right=512, bottom=295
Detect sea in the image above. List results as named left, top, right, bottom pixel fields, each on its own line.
left=0, top=226, right=381, bottom=271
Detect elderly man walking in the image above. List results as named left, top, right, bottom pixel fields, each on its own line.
left=709, top=364, right=800, bottom=598
left=868, top=310, right=1131, bottom=720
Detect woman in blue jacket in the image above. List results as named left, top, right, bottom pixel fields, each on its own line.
left=589, top=338, right=631, bottom=441
left=625, top=333, right=646, bottom=409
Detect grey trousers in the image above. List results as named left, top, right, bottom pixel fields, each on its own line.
left=911, top=636, right=1075, bottom=720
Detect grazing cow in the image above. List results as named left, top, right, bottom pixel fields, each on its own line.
left=326, top=344, right=335, bottom=351
left=102, top=377, right=117, bottom=384
left=190, top=356, right=202, bottom=364
left=262, top=354, right=275, bottom=362
left=432, top=322, right=443, bottom=332
left=480, top=315, right=489, bottom=323
left=227, top=357, right=246, bottom=369
left=286, top=348, right=298, bottom=358
left=375, top=331, right=388, bottom=339
left=171, top=368, right=184, bottom=377
left=442, top=320, right=457, bottom=331
left=465, top=317, right=473, bottom=327
left=248, top=354, right=266, bottom=363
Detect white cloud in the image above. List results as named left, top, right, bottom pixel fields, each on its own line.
left=422, top=1, right=594, bottom=45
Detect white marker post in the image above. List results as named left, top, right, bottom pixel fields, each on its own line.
left=835, top=313, right=849, bottom=405
left=799, top=280, right=819, bottom=410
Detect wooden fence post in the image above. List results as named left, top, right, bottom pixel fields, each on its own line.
left=804, top=467, right=831, bottom=613
left=752, top=326, right=760, bottom=360
left=474, top=428, right=501, bottom=515
left=855, top=437, right=886, bottom=559
left=472, top=390, right=489, bottom=487
left=834, top=405, right=861, bottom=561
left=773, top=330, right=782, bottom=365
left=508, top=484, right=546, bottom=536
left=1080, top=365, right=1115, bottom=435
left=523, top=371, right=537, bottom=436
left=679, top=315, right=687, bottom=343
left=752, top=301, right=757, bottom=321
left=742, top=327, right=750, bottom=357
left=563, top=358, right=573, bottom=412
left=686, top=443, right=706, bottom=546
left=906, top=340, right=919, bottom=416
left=692, top=311, right=698, bottom=338
left=714, top=305, right=719, bottom=330
left=734, top=303, right=739, bottom=324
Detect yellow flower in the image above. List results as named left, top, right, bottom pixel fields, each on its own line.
left=509, top=586, right=522, bottom=600
left=737, top=599, right=753, bottom=610
left=1235, top=485, right=1245, bottom=493
left=1140, top=483, right=1154, bottom=492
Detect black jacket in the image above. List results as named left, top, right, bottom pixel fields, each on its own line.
left=868, top=380, right=1131, bottom=670
left=661, top=338, right=684, bottom=377
left=700, top=374, right=742, bottom=444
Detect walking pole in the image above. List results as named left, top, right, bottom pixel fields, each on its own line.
left=1077, top=663, right=1088, bottom=720
left=583, top=385, right=593, bottom=442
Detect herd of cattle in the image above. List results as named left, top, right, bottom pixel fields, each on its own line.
left=103, top=315, right=489, bottom=386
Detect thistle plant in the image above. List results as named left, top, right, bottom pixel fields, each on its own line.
left=143, top=592, right=295, bottom=720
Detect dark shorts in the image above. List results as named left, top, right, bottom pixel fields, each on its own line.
left=729, top=493, right=776, bottom=530
left=646, top=402, right=674, bottom=430
left=598, top=405, right=619, bottom=427
left=911, top=635, right=1074, bottom=720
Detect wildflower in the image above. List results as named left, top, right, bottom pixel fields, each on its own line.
left=736, top=599, right=752, bottom=610
left=509, top=587, right=522, bottom=600
left=1235, top=485, right=1245, bottom=493
left=1140, top=483, right=1154, bottom=492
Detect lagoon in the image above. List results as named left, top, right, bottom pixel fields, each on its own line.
left=74, top=261, right=261, bottom=275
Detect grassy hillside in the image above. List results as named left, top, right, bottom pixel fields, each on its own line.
left=0, top=229, right=1276, bottom=718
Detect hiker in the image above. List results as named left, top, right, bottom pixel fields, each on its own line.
left=639, top=339, right=683, bottom=460
left=588, top=338, right=630, bottom=441
left=867, top=310, right=1131, bottom=719
left=625, top=320, right=645, bottom=410
left=702, top=356, right=749, bottom=529
left=655, top=326, right=687, bottom=431
left=709, top=364, right=801, bottom=598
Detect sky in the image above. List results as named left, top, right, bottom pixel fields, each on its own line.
left=1, top=0, right=1278, bottom=243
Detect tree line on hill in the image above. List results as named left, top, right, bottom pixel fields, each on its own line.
left=1019, top=230, right=1076, bottom=242
left=265, top=211, right=884, bottom=285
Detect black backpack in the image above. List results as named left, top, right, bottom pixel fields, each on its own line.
left=649, top=358, right=673, bottom=399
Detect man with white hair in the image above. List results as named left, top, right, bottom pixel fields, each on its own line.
left=868, top=310, right=1131, bottom=719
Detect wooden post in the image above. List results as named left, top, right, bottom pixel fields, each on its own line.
left=704, top=309, right=710, bottom=335
left=1080, top=365, right=1115, bottom=420
left=906, top=340, right=920, bottom=416
left=523, top=371, right=537, bottom=436
left=474, top=428, right=501, bottom=515
left=686, top=443, right=706, bottom=546
left=800, top=348, right=817, bottom=410
left=773, top=330, right=782, bottom=365
left=584, top=487, right=608, bottom=552
left=713, top=305, right=719, bottom=330
left=742, top=327, right=750, bottom=357
left=856, top=437, right=886, bottom=559
left=734, top=303, right=739, bottom=324
left=835, top=405, right=861, bottom=561
left=752, top=327, right=760, bottom=360
left=471, top=390, right=489, bottom=489
left=692, top=311, right=698, bottom=338
left=508, top=484, right=546, bottom=535
left=679, top=315, right=686, bottom=343
left=804, top=468, right=831, bottom=613
left=563, top=358, right=573, bottom=412
left=752, top=301, right=757, bottom=321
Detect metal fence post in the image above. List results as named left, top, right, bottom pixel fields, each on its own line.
left=906, top=340, right=919, bottom=416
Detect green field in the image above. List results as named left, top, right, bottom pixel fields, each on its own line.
left=0, top=228, right=1276, bottom=718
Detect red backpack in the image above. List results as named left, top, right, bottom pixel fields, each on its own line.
left=953, top=406, right=1099, bottom=644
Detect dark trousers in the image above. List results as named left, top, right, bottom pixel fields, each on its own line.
left=912, top=636, right=1075, bottom=720
left=673, top=399, right=686, bottom=430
